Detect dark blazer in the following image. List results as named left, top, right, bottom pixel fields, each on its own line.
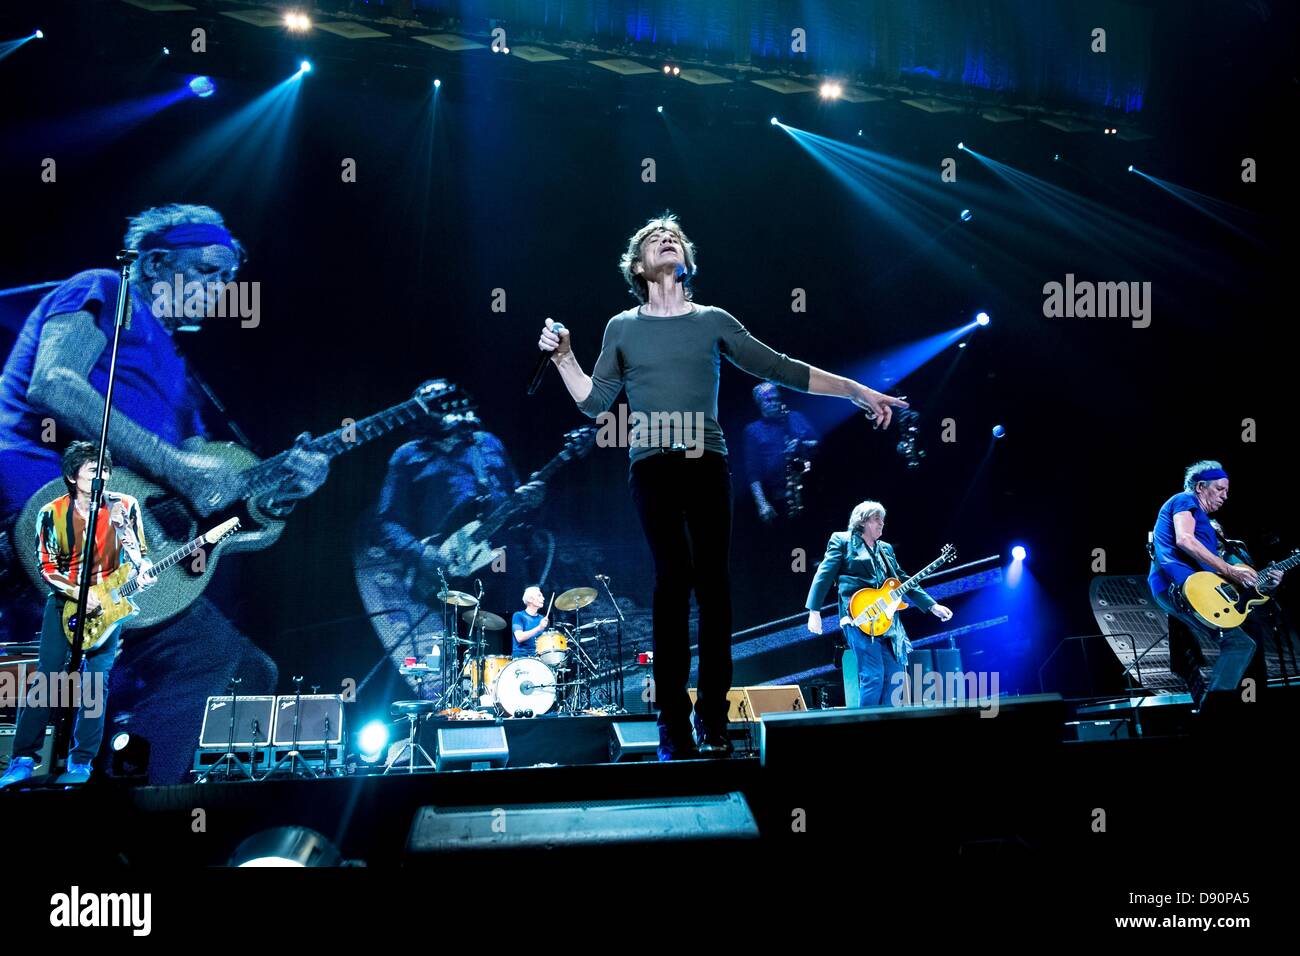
left=805, top=531, right=937, bottom=619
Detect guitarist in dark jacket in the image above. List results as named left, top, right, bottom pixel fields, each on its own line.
left=805, top=500, right=952, bottom=707
left=0, top=204, right=329, bottom=782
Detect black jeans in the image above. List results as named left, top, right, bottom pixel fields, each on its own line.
left=13, top=596, right=119, bottom=765
left=629, top=450, right=733, bottom=735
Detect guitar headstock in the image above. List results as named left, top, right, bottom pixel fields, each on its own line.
left=938, top=543, right=957, bottom=565
left=204, top=517, right=242, bottom=545
left=412, top=379, right=478, bottom=419
left=560, top=426, right=598, bottom=460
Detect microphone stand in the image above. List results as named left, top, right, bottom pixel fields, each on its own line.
left=596, top=574, right=626, bottom=712
left=53, top=250, right=137, bottom=777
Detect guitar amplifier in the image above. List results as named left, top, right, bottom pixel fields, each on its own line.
left=689, top=685, right=807, bottom=722
left=198, top=695, right=275, bottom=749
left=272, top=695, right=345, bottom=747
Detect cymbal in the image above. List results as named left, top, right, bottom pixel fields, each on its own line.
left=436, top=589, right=480, bottom=607
left=554, top=586, right=598, bottom=611
left=462, top=609, right=508, bottom=631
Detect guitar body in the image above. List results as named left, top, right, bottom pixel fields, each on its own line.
left=61, top=563, right=138, bottom=650
left=848, top=579, right=908, bottom=637
left=1179, top=571, right=1270, bottom=630
left=437, top=519, right=498, bottom=579
left=17, top=438, right=279, bottom=630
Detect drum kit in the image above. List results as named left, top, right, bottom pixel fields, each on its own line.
left=400, top=583, right=619, bottom=719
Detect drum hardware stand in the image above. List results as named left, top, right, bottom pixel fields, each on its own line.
left=461, top=580, right=491, bottom=708
left=197, top=677, right=256, bottom=782
left=384, top=701, right=437, bottom=773
left=263, top=676, right=318, bottom=779
left=595, top=574, right=627, bottom=712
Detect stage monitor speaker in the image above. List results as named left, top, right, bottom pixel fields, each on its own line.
left=689, top=685, right=806, bottom=722
left=405, top=792, right=758, bottom=862
left=272, top=694, right=344, bottom=746
left=609, top=717, right=659, bottom=762
left=0, top=725, right=54, bottom=771
left=759, top=693, right=1066, bottom=770
left=198, top=695, right=275, bottom=749
left=435, top=723, right=509, bottom=771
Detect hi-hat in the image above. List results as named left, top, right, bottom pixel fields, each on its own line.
left=462, top=609, right=507, bottom=631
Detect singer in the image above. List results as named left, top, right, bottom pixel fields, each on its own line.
left=536, top=212, right=908, bottom=760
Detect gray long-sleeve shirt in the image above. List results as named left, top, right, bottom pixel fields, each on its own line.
left=575, top=304, right=812, bottom=463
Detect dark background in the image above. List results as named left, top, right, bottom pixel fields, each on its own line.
left=1, top=1, right=1295, bottom=707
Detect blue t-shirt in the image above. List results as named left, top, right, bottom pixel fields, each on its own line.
left=0, top=270, right=209, bottom=519
left=1148, top=492, right=1218, bottom=596
left=511, top=611, right=543, bottom=657
left=742, top=411, right=816, bottom=498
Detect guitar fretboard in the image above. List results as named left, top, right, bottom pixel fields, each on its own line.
left=120, top=535, right=207, bottom=597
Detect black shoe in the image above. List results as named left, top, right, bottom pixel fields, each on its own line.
left=697, top=733, right=733, bottom=757
left=657, top=726, right=699, bottom=762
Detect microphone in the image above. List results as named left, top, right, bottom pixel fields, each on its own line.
left=528, top=321, right=568, bottom=395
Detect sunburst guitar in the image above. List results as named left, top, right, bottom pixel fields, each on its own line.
left=846, top=544, right=956, bottom=637
left=1176, top=548, right=1298, bottom=629
left=62, top=518, right=241, bottom=650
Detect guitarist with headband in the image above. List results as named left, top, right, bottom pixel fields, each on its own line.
left=1, top=442, right=155, bottom=787
left=805, top=500, right=953, bottom=708
left=1148, top=460, right=1281, bottom=713
left=0, top=203, right=329, bottom=782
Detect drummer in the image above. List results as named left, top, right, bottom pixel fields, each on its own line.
left=511, top=586, right=550, bottom=659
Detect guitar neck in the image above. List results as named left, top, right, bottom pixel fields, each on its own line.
left=474, top=452, right=573, bottom=540
left=897, top=555, right=947, bottom=596
left=241, top=397, right=429, bottom=499
left=1263, top=552, right=1300, bottom=578
left=120, top=535, right=206, bottom=597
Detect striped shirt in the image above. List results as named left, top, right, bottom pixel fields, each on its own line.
left=34, top=491, right=148, bottom=600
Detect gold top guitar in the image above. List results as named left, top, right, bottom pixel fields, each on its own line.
left=22, top=379, right=471, bottom=630
left=846, top=544, right=956, bottom=637
left=1175, top=549, right=1298, bottom=630
left=62, top=518, right=240, bottom=650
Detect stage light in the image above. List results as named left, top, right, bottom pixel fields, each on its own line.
left=110, top=732, right=150, bottom=778
left=358, top=721, right=389, bottom=763
left=284, top=12, right=312, bottom=31
left=992, top=424, right=1006, bottom=439
left=298, top=59, right=312, bottom=74
left=819, top=82, right=843, bottom=99
left=663, top=65, right=671, bottom=74
left=960, top=208, right=972, bottom=222
left=857, top=129, right=863, bottom=137
left=162, top=46, right=170, bottom=55
left=229, top=826, right=340, bottom=867
left=672, top=65, right=680, bottom=76
left=34, top=29, right=44, bottom=39
left=957, top=342, right=967, bottom=349
left=503, top=47, right=510, bottom=54
left=656, top=105, right=663, bottom=113
left=111, top=732, right=130, bottom=752
left=433, top=78, right=441, bottom=88
left=1011, top=545, right=1027, bottom=561
left=975, top=311, right=990, bottom=326
left=957, top=142, right=965, bottom=150
left=188, top=76, right=216, bottom=98
left=1127, top=164, right=1134, bottom=173
left=1053, top=153, right=1060, bottom=162
left=770, top=116, right=779, bottom=125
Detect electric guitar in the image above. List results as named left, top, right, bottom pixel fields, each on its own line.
left=846, top=544, right=957, bottom=637
left=62, top=518, right=240, bottom=650
left=20, top=379, right=473, bottom=629
left=432, top=426, right=597, bottom=579
left=1175, top=549, right=1298, bottom=629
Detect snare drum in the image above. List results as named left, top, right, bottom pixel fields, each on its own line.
left=494, top=657, right=558, bottom=716
left=461, top=655, right=511, bottom=696
left=535, top=628, right=569, bottom=666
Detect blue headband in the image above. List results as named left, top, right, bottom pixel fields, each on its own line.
left=1192, top=467, right=1228, bottom=483
left=138, top=222, right=235, bottom=252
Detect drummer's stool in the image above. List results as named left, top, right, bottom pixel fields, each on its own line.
left=385, top=701, right=437, bottom=774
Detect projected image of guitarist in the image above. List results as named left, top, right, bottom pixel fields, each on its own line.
left=0, top=203, right=326, bottom=782
left=805, top=500, right=954, bottom=708
left=1148, top=460, right=1283, bottom=713
left=0, top=442, right=155, bottom=788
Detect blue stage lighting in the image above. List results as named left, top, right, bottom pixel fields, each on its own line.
left=960, top=208, right=972, bottom=222
left=35, top=29, right=44, bottom=39
left=1053, top=153, right=1060, bottom=162
left=434, top=78, right=441, bottom=88
left=299, top=59, right=312, bottom=74
left=111, top=732, right=130, bottom=752
left=975, top=311, right=990, bottom=326
left=1127, top=165, right=1135, bottom=173
left=1011, top=545, right=1027, bottom=561
left=358, top=721, right=389, bottom=763
left=657, top=105, right=663, bottom=113
left=188, top=76, right=216, bottom=98
left=857, top=129, right=863, bottom=137
left=162, top=46, right=170, bottom=55
left=770, top=116, right=779, bottom=125
left=957, top=142, right=964, bottom=150
left=957, top=342, right=967, bottom=349
left=992, top=424, right=1006, bottom=439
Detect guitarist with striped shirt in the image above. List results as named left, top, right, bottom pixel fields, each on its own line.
left=1, top=442, right=155, bottom=788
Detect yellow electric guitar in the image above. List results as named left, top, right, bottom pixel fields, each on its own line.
left=1176, top=549, right=1298, bottom=629
left=61, top=518, right=240, bottom=650
left=846, top=544, right=956, bottom=637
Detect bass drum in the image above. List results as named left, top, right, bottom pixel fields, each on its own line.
left=494, top=657, right=558, bottom=716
